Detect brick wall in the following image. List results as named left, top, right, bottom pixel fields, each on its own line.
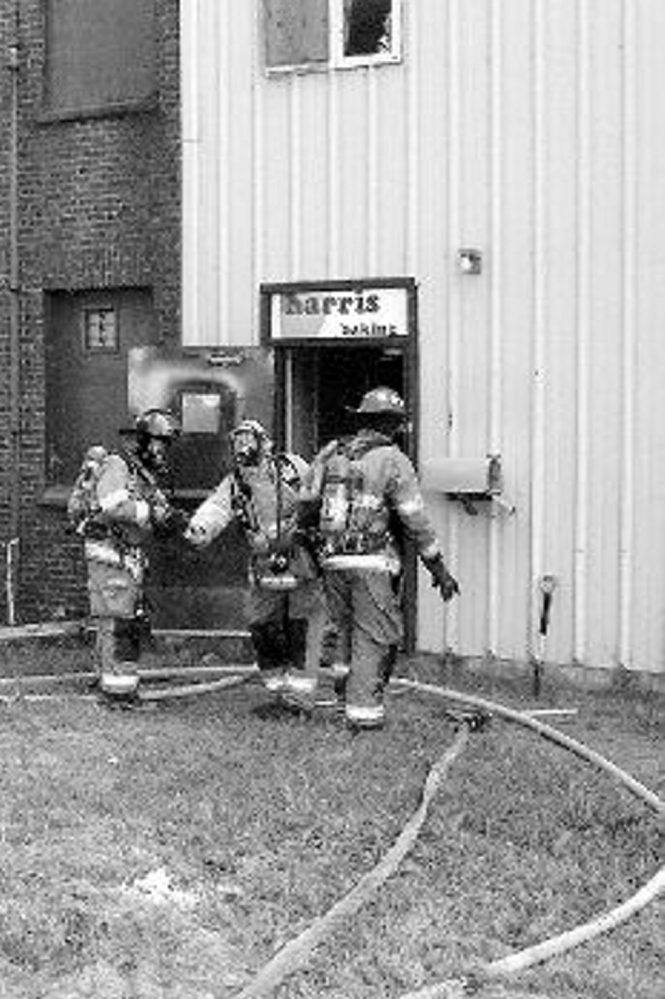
left=0, top=1, right=181, bottom=622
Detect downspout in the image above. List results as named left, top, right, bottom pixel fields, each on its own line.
left=6, top=8, right=21, bottom=625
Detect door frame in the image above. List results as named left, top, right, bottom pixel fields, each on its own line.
left=260, top=277, right=420, bottom=652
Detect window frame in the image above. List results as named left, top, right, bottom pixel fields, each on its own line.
left=82, top=304, right=120, bottom=354
left=331, top=0, right=402, bottom=69
left=264, top=0, right=402, bottom=75
left=41, top=0, right=158, bottom=120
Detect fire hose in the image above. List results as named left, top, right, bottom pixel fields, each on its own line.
left=0, top=661, right=662, bottom=996
left=235, top=679, right=664, bottom=999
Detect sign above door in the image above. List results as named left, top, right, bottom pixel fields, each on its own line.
left=263, top=279, right=413, bottom=343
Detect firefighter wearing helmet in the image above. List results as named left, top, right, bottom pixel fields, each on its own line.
left=78, top=408, right=182, bottom=706
left=298, top=387, right=459, bottom=730
left=185, top=419, right=326, bottom=706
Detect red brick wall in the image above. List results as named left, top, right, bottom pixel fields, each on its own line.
left=0, top=1, right=181, bottom=622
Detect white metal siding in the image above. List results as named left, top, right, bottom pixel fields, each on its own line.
left=182, top=0, right=665, bottom=675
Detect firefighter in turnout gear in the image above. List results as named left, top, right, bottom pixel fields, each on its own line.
left=299, top=387, right=459, bottom=731
left=184, top=420, right=326, bottom=707
left=78, top=408, right=182, bottom=705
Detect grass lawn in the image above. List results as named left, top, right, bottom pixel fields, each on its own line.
left=0, top=645, right=662, bottom=999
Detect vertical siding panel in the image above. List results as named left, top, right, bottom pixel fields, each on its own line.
left=300, top=81, right=330, bottom=280
left=455, top=0, right=492, bottom=657
left=538, top=0, right=577, bottom=666
left=634, top=5, right=665, bottom=673
left=195, top=0, right=221, bottom=344
left=327, top=70, right=341, bottom=276
left=260, top=80, right=291, bottom=280
left=487, top=0, right=503, bottom=657
left=216, top=1, right=231, bottom=341
left=418, top=0, right=453, bottom=652
left=444, top=0, right=462, bottom=655
left=618, top=0, right=637, bottom=667
left=585, top=0, right=623, bottom=667
left=253, top=10, right=265, bottom=335
left=366, top=68, right=379, bottom=274
left=572, top=0, right=591, bottom=661
left=336, top=75, right=370, bottom=275
left=227, top=0, right=256, bottom=344
left=289, top=76, right=303, bottom=279
left=628, top=4, right=665, bottom=674
left=497, top=0, right=533, bottom=659
left=375, top=69, right=408, bottom=275
left=181, top=0, right=200, bottom=344
left=529, top=0, right=547, bottom=663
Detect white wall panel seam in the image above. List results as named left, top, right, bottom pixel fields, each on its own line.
left=367, top=68, right=378, bottom=274
left=573, top=0, right=591, bottom=663
left=180, top=0, right=200, bottom=345
left=289, top=75, right=302, bottom=279
left=445, top=0, right=461, bottom=654
left=405, top=0, right=419, bottom=274
left=217, top=0, right=230, bottom=344
left=619, top=0, right=637, bottom=668
left=327, top=70, right=340, bottom=276
left=488, top=0, right=503, bottom=657
left=529, top=0, right=547, bottom=660
left=252, top=4, right=264, bottom=343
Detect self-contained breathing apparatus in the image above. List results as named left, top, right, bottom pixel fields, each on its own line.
left=229, top=422, right=304, bottom=590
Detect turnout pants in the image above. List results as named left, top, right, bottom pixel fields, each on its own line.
left=87, top=559, right=144, bottom=697
left=324, top=568, right=403, bottom=728
left=246, top=578, right=326, bottom=695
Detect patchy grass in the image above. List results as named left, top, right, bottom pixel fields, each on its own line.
left=0, top=649, right=662, bottom=999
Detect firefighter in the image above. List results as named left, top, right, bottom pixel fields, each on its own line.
left=298, top=387, right=459, bottom=731
left=82, top=409, right=181, bottom=705
left=184, top=420, right=326, bottom=708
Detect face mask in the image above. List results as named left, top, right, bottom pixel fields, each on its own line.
left=232, top=431, right=260, bottom=467
left=141, top=438, right=169, bottom=472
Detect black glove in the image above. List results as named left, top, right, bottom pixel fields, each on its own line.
left=424, top=554, right=460, bottom=602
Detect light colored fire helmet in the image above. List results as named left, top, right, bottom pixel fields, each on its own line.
left=134, top=409, right=181, bottom=441
left=353, top=386, right=406, bottom=418
left=229, top=419, right=271, bottom=464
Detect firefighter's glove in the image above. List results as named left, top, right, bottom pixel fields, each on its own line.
left=425, top=555, right=460, bottom=602
left=152, top=501, right=185, bottom=535
left=184, top=521, right=209, bottom=548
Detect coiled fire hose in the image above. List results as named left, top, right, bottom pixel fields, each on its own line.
left=235, top=678, right=664, bottom=999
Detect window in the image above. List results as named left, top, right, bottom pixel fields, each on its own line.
left=44, top=0, right=156, bottom=116
left=83, top=306, right=118, bottom=352
left=263, top=0, right=401, bottom=72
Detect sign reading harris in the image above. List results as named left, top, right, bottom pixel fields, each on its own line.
left=270, top=286, right=409, bottom=340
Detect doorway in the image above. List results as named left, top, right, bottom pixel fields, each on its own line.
left=274, top=341, right=417, bottom=650
left=276, top=343, right=413, bottom=462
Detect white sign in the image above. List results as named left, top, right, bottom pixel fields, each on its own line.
left=270, top=286, right=409, bottom=340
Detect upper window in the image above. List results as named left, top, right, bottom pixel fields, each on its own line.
left=264, top=0, right=401, bottom=73
left=44, top=0, right=156, bottom=116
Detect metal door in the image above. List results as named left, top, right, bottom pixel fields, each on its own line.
left=127, top=345, right=274, bottom=631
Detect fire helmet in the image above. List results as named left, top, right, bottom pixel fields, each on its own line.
left=229, top=419, right=271, bottom=443
left=352, top=387, right=406, bottom=419
left=229, top=419, right=271, bottom=466
left=134, top=409, right=181, bottom=441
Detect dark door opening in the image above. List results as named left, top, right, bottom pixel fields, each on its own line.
left=277, top=344, right=411, bottom=461
left=276, top=342, right=417, bottom=651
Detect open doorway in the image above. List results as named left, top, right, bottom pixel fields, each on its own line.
left=274, top=341, right=417, bottom=650
left=276, top=343, right=412, bottom=461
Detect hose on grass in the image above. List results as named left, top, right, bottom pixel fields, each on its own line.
left=1, top=655, right=662, bottom=996
left=234, top=725, right=471, bottom=999
left=395, top=679, right=665, bottom=998
left=139, top=672, right=253, bottom=702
